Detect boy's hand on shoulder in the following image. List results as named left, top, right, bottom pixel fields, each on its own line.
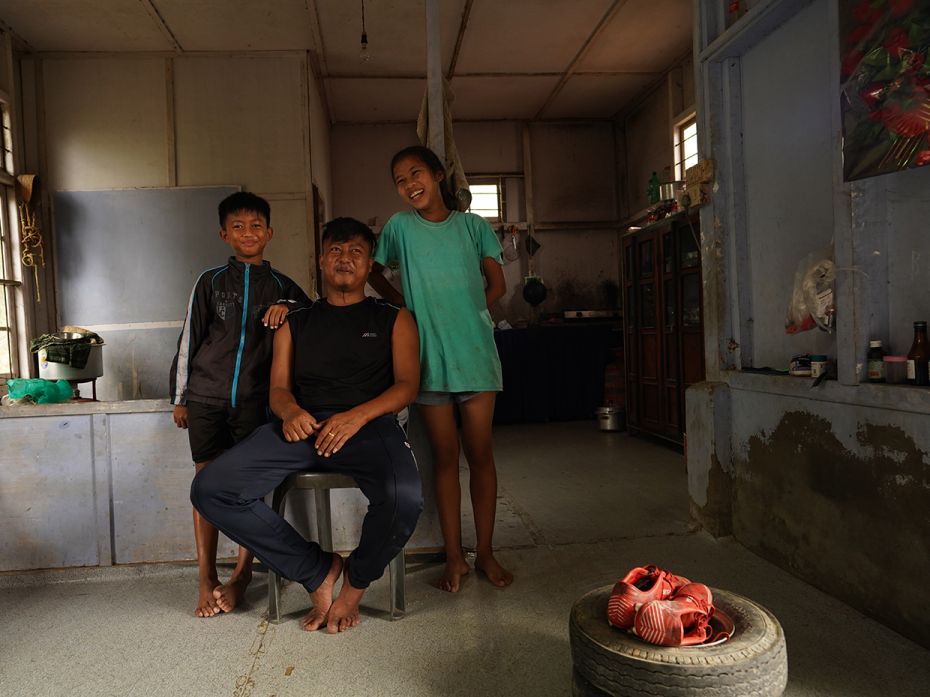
left=282, top=407, right=319, bottom=442
left=263, top=303, right=290, bottom=330
left=173, top=405, right=188, bottom=429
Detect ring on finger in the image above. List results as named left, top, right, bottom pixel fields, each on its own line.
left=326, top=432, right=336, bottom=438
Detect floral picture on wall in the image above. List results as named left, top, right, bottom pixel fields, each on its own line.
left=841, top=0, right=930, bottom=180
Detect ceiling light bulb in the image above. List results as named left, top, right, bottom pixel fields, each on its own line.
left=360, top=32, right=371, bottom=62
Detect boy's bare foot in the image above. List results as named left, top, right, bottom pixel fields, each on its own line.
left=196, top=577, right=222, bottom=617
left=326, top=568, right=365, bottom=634
left=301, top=554, right=344, bottom=632
left=476, top=552, right=513, bottom=588
left=213, top=569, right=253, bottom=613
left=435, top=557, right=471, bottom=593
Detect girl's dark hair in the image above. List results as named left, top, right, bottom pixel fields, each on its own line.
left=390, top=145, right=459, bottom=211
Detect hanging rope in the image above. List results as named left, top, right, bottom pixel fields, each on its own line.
left=16, top=174, right=45, bottom=303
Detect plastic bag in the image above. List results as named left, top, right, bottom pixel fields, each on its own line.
left=785, top=250, right=835, bottom=335
left=6, top=378, right=73, bottom=404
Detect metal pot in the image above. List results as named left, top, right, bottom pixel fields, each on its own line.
left=659, top=181, right=682, bottom=201
left=38, top=338, right=104, bottom=382
left=595, top=405, right=624, bottom=432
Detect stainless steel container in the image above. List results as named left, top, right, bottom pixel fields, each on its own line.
left=37, top=334, right=104, bottom=382
left=659, top=181, right=682, bottom=201
left=596, top=405, right=624, bottom=432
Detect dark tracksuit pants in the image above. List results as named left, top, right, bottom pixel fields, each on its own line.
left=190, top=413, right=423, bottom=592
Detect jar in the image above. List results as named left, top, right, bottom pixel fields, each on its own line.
left=884, top=355, right=907, bottom=384
left=810, top=355, right=828, bottom=378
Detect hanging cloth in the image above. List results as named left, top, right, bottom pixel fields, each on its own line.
left=417, top=78, right=471, bottom=211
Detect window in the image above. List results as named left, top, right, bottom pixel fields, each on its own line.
left=467, top=181, right=502, bottom=221
left=674, top=115, right=699, bottom=181
left=0, top=95, right=21, bottom=379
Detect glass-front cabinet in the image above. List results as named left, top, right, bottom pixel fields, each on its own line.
left=621, top=212, right=704, bottom=445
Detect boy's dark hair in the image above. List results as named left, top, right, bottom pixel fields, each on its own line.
left=321, top=217, right=377, bottom=256
left=218, top=191, right=271, bottom=227
left=390, top=145, right=458, bottom=211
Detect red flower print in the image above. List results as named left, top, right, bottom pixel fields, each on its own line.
left=843, top=49, right=865, bottom=77
left=885, top=26, right=911, bottom=58
left=853, top=0, right=883, bottom=25
left=890, top=0, right=915, bottom=19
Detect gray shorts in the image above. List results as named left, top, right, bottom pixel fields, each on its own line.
left=415, top=390, right=481, bottom=406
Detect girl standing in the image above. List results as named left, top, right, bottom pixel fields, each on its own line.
left=370, top=145, right=513, bottom=592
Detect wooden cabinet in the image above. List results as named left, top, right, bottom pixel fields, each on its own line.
left=621, top=212, right=704, bottom=445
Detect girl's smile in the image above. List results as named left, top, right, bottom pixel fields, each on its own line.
left=392, top=155, right=449, bottom=221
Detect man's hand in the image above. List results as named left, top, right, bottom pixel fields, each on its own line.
left=315, top=410, right=366, bottom=457
left=282, top=407, right=320, bottom=442
left=263, top=303, right=290, bottom=329
left=173, top=405, right=188, bottom=429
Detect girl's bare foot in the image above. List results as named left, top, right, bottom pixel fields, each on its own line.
left=195, top=577, right=222, bottom=617
left=476, top=552, right=513, bottom=588
left=301, top=554, right=344, bottom=631
left=435, top=557, right=471, bottom=593
left=326, top=568, right=365, bottom=634
left=212, top=569, right=253, bottom=613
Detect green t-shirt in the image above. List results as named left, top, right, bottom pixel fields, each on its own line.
left=374, top=210, right=503, bottom=393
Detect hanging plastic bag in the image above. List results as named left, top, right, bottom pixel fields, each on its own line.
left=785, top=249, right=835, bottom=335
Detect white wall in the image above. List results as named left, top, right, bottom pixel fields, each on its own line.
left=619, top=56, right=695, bottom=216
left=741, top=0, right=835, bottom=368
left=19, top=52, right=332, bottom=399
left=331, top=120, right=621, bottom=323
left=34, top=53, right=328, bottom=298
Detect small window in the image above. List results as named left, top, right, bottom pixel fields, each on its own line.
left=467, top=181, right=502, bottom=221
left=674, top=116, right=699, bottom=181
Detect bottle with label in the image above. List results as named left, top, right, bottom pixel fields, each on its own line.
left=647, top=172, right=660, bottom=204
left=906, top=321, right=929, bottom=386
left=866, top=340, right=885, bottom=382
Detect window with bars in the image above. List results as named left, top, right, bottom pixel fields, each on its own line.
left=467, top=181, right=502, bottom=221
left=0, top=96, right=20, bottom=379
left=674, top=116, right=699, bottom=182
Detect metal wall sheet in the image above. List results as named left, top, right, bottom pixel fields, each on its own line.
left=0, top=415, right=99, bottom=570
left=109, top=411, right=237, bottom=564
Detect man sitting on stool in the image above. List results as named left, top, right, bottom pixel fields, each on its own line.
left=191, top=217, right=422, bottom=634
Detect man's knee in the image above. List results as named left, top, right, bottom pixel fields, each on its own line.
left=190, top=465, right=220, bottom=514
left=394, top=477, right=424, bottom=535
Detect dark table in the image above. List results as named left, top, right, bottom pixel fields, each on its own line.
left=493, top=323, right=619, bottom=424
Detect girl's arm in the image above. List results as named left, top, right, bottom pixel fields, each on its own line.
left=369, top=263, right=406, bottom=307
left=269, top=322, right=319, bottom=441
left=482, top=256, right=506, bottom=307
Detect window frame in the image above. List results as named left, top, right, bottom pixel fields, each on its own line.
left=0, top=89, right=24, bottom=380
left=466, top=177, right=504, bottom=223
left=673, top=112, right=699, bottom=182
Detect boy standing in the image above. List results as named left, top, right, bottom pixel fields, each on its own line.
left=170, top=192, right=309, bottom=617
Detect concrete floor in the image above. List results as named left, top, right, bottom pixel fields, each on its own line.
left=1, top=421, right=928, bottom=697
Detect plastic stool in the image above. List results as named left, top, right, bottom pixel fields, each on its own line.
left=266, top=471, right=406, bottom=624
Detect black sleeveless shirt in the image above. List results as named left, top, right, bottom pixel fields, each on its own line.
left=287, top=297, right=399, bottom=412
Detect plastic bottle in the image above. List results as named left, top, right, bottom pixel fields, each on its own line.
left=866, top=340, right=885, bottom=382
left=906, top=321, right=929, bottom=386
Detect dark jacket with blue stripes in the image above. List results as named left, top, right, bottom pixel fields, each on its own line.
left=169, top=257, right=309, bottom=408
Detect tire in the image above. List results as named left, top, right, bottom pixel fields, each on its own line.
left=569, top=586, right=787, bottom=697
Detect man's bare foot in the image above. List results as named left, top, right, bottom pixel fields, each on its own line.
left=476, top=552, right=513, bottom=588
left=435, top=557, right=471, bottom=593
left=301, top=554, right=344, bottom=632
left=195, top=577, right=222, bottom=617
left=212, top=569, right=253, bottom=613
left=326, top=568, right=365, bottom=634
